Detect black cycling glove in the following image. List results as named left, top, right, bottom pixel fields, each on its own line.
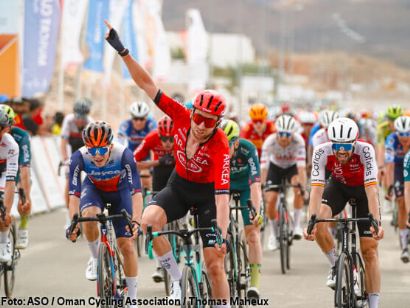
left=105, top=27, right=129, bottom=56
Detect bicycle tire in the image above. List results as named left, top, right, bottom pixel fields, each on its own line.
left=224, top=238, right=237, bottom=299
left=4, top=223, right=17, bottom=298
left=135, top=233, right=142, bottom=258
left=163, top=267, right=171, bottom=296
left=335, top=252, right=353, bottom=308
left=352, top=252, right=366, bottom=307
left=97, top=244, right=115, bottom=308
left=237, top=232, right=249, bottom=300
left=279, top=205, right=288, bottom=274
left=114, top=247, right=127, bottom=302
left=181, top=266, right=199, bottom=308
left=201, top=270, right=212, bottom=307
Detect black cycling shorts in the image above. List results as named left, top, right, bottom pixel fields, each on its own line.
left=266, top=162, right=298, bottom=191
left=393, top=162, right=404, bottom=198
left=322, top=179, right=372, bottom=237
left=152, top=165, right=174, bottom=193
left=148, top=171, right=219, bottom=248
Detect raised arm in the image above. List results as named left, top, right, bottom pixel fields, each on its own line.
left=104, top=20, right=158, bottom=99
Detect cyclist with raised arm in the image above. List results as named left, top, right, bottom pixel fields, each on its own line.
left=65, top=121, right=142, bottom=307
left=240, top=103, right=275, bottom=158
left=0, top=106, right=19, bottom=262
left=221, top=119, right=263, bottom=299
left=384, top=115, right=410, bottom=262
left=304, top=117, right=383, bottom=308
left=118, top=101, right=157, bottom=190
left=60, top=99, right=93, bottom=227
left=261, top=114, right=307, bottom=249
left=105, top=21, right=231, bottom=307
left=1, top=105, right=32, bottom=249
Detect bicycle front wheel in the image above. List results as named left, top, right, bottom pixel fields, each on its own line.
left=181, top=266, right=199, bottom=308
left=279, top=205, right=289, bottom=274
left=97, top=244, right=115, bottom=307
left=237, top=233, right=249, bottom=299
left=335, top=252, right=353, bottom=308
left=352, top=252, right=366, bottom=306
left=4, top=223, right=17, bottom=298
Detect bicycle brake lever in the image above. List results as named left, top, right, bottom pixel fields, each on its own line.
left=368, top=213, right=379, bottom=235
left=120, top=209, right=134, bottom=237
left=307, top=214, right=317, bottom=235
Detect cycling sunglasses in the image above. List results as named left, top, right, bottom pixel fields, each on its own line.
left=88, top=146, right=110, bottom=156
left=398, top=131, right=410, bottom=137
left=252, top=119, right=264, bottom=124
left=331, top=143, right=354, bottom=152
left=160, top=136, right=174, bottom=142
left=192, top=112, right=218, bottom=128
left=132, top=117, right=146, bottom=122
left=278, top=131, right=292, bottom=138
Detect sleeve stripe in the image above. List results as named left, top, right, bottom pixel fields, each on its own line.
left=311, top=183, right=325, bottom=187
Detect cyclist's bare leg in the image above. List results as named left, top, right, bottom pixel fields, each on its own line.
left=397, top=197, right=407, bottom=229
left=141, top=204, right=170, bottom=255
left=245, top=225, right=262, bottom=263
left=245, top=225, right=262, bottom=290
left=203, top=247, right=230, bottom=300
left=265, top=191, right=278, bottom=220
left=291, top=175, right=304, bottom=230
left=360, top=237, right=380, bottom=307
left=81, top=206, right=101, bottom=241
left=315, top=204, right=335, bottom=255
left=117, top=237, right=138, bottom=276
left=142, top=204, right=182, bottom=288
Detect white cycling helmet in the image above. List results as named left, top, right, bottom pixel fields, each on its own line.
left=130, top=101, right=150, bottom=118
left=327, top=117, right=359, bottom=143
left=298, top=111, right=317, bottom=124
left=319, top=110, right=339, bottom=128
left=275, top=114, right=297, bottom=133
left=394, top=116, right=410, bottom=133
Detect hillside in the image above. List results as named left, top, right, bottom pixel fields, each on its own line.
left=162, top=0, right=410, bottom=67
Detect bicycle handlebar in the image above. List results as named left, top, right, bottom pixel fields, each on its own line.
left=70, top=209, right=135, bottom=237
left=307, top=213, right=379, bottom=235
left=146, top=219, right=223, bottom=248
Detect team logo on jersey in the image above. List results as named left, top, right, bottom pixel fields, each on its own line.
left=176, top=150, right=202, bottom=173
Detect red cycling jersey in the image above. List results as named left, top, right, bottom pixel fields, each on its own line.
left=134, top=129, right=173, bottom=161
left=153, top=91, right=230, bottom=194
left=240, top=121, right=276, bottom=157
left=311, top=141, right=378, bottom=187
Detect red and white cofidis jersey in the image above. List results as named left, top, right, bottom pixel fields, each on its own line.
left=260, top=133, right=306, bottom=169
left=153, top=91, right=230, bottom=194
left=311, top=141, right=378, bottom=187
left=134, top=129, right=173, bottom=161
left=240, top=121, right=276, bottom=157
left=311, top=128, right=329, bottom=148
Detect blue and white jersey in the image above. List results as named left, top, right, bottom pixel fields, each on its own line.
left=68, top=143, right=141, bottom=196
left=118, top=116, right=157, bottom=152
left=385, top=132, right=406, bottom=164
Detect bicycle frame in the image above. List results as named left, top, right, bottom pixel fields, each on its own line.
left=146, top=217, right=221, bottom=303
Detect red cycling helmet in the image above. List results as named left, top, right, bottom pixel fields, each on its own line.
left=158, top=116, right=173, bottom=137
left=193, top=90, right=226, bottom=117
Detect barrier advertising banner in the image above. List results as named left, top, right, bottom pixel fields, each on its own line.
left=83, top=0, right=109, bottom=72
left=22, top=0, right=61, bottom=97
left=0, top=35, right=20, bottom=97
left=61, top=0, right=88, bottom=68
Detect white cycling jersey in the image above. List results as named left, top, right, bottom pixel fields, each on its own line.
left=0, top=133, right=19, bottom=188
left=311, top=127, right=329, bottom=148
left=311, top=141, right=378, bottom=187
left=261, top=133, right=306, bottom=169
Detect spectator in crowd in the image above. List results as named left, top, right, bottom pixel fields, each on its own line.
left=51, top=112, right=65, bottom=136
left=7, top=97, right=30, bottom=130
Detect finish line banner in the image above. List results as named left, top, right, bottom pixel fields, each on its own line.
left=22, top=0, right=61, bottom=97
